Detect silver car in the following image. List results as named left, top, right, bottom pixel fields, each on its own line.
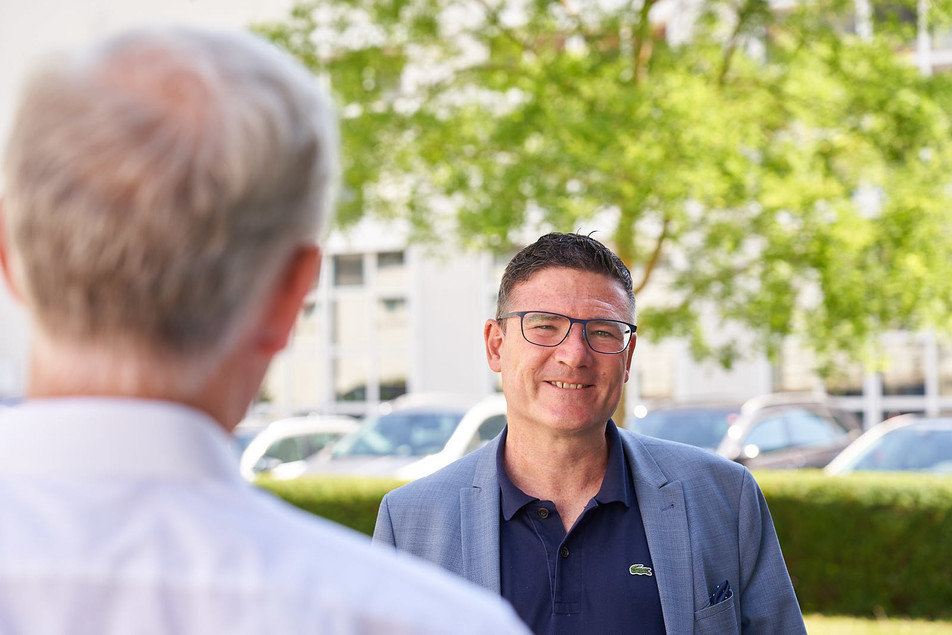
left=825, top=416, right=952, bottom=475
left=302, top=393, right=508, bottom=481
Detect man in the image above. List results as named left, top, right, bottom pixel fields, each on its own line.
left=0, top=26, right=528, bottom=635
left=374, top=232, right=807, bottom=634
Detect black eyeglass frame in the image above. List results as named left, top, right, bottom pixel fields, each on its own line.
left=497, top=310, right=637, bottom=355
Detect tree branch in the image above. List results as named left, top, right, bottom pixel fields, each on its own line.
left=633, top=216, right=670, bottom=294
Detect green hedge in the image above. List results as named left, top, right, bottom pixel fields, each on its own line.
left=753, top=470, right=952, bottom=620
left=258, top=476, right=402, bottom=536
left=259, top=470, right=952, bottom=619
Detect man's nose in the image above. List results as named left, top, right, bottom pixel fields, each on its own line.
left=555, top=322, right=592, bottom=361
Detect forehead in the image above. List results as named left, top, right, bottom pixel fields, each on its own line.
left=507, top=266, right=631, bottom=319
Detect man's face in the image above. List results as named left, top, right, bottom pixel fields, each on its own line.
left=484, top=266, right=636, bottom=438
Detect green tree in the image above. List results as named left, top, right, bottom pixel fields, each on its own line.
left=255, top=0, right=952, bottom=372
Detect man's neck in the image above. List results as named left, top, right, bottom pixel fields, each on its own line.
left=503, top=423, right=610, bottom=531
left=26, top=335, right=255, bottom=433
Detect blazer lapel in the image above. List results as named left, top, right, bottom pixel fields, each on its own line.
left=622, top=433, right=695, bottom=635
left=459, top=437, right=503, bottom=592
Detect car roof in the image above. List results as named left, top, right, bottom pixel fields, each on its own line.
left=378, top=392, right=481, bottom=415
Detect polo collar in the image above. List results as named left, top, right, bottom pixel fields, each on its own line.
left=497, top=419, right=634, bottom=521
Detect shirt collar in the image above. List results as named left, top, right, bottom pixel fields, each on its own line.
left=496, top=419, right=634, bottom=521
left=0, top=397, right=243, bottom=483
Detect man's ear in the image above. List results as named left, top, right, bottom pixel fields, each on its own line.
left=484, top=318, right=504, bottom=373
left=0, top=198, right=24, bottom=303
left=256, top=244, right=321, bottom=356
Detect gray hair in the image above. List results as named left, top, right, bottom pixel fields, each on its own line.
left=496, top=232, right=636, bottom=321
left=2, top=25, right=337, bottom=362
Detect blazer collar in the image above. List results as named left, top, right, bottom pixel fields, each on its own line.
left=619, top=430, right=695, bottom=635
left=459, top=434, right=504, bottom=592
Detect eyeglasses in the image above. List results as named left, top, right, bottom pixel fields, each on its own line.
left=497, top=310, right=636, bottom=354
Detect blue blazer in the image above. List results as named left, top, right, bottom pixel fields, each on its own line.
left=374, top=428, right=807, bottom=634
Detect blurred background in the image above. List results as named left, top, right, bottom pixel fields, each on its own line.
left=4, top=0, right=952, bottom=430
left=5, top=4, right=952, bottom=628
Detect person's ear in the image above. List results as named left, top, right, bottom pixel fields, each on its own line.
left=0, top=198, right=24, bottom=303
left=484, top=318, right=504, bottom=373
left=256, top=244, right=321, bottom=356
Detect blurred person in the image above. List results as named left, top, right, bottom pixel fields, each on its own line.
left=374, top=232, right=806, bottom=634
left=0, top=25, right=528, bottom=635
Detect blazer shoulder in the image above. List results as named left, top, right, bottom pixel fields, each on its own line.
left=618, top=427, right=748, bottom=481
left=383, top=442, right=489, bottom=503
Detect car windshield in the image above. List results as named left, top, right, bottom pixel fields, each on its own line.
left=629, top=408, right=736, bottom=450
left=848, top=427, right=952, bottom=473
left=331, top=410, right=465, bottom=457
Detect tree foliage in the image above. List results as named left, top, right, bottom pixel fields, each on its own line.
left=255, top=0, right=952, bottom=371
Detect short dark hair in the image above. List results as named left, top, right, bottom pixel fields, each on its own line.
left=496, top=232, right=636, bottom=320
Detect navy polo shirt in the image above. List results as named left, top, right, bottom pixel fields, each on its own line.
left=497, top=421, right=666, bottom=634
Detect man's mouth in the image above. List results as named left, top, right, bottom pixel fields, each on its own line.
left=548, top=381, right=588, bottom=390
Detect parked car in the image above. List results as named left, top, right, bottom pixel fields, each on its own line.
left=626, top=402, right=742, bottom=451
left=302, top=393, right=508, bottom=481
left=825, top=415, right=952, bottom=475
left=239, top=414, right=359, bottom=481
left=715, top=393, right=863, bottom=469
left=626, top=393, right=861, bottom=468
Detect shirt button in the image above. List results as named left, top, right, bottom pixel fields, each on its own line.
left=559, top=546, right=570, bottom=559
left=536, top=507, right=549, bottom=519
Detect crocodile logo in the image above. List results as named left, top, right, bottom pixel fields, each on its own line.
left=629, top=564, right=653, bottom=576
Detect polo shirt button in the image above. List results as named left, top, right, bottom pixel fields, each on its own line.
left=559, top=546, right=570, bottom=559
left=536, top=507, right=549, bottom=519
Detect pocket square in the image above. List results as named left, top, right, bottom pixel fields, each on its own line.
left=709, top=579, right=732, bottom=606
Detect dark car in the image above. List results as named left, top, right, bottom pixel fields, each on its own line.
left=825, top=416, right=952, bottom=475
left=626, top=403, right=741, bottom=451
left=715, top=393, right=862, bottom=469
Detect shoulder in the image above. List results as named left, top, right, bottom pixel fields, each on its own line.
left=383, top=441, right=490, bottom=504
left=618, top=427, right=749, bottom=483
left=244, top=486, right=526, bottom=633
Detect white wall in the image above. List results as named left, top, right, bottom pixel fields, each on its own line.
left=413, top=249, right=497, bottom=401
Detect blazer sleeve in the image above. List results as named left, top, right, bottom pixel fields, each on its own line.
left=737, top=469, right=807, bottom=634
left=372, top=493, right=397, bottom=547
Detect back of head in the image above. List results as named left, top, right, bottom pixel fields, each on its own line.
left=2, top=25, right=337, bottom=367
left=496, top=232, right=636, bottom=319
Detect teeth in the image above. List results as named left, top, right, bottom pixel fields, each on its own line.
left=551, top=381, right=584, bottom=390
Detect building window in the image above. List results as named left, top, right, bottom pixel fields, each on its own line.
left=334, top=254, right=364, bottom=286
left=335, top=356, right=370, bottom=402
left=333, top=296, right=369, bottom=348
left=635, top=343, right=674, bottom=400
left=377, top=251, right=406, bottom=287
left=825, top=358, right=864, bottom=397
left=774, top=339, right=818, bottom=393
left=937, top=339, right=952, bottom=396
left=881, top=333, right=925, bottom=396
left=266, top=249, right=411, bottom=415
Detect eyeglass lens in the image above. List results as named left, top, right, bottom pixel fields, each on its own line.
left=520, top=312, right=631, bottom=353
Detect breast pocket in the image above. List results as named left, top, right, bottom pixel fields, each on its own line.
left=694, top=595, right=738, bottom=635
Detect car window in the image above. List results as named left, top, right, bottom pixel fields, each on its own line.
left=629, top=409, right=734, bottom=450
left=304, top=432, right=345, bottom=456
left=264, top=437, right=309, bottom=463
left=744, top=416, right=788, bottom=453
left=464, top=414, right=507, bottom=453
left=786, top=409, right=845, bottom=447
left=332, top=412, right=464, bottom=457
left=831, top=409, right=859, bottom=433
left=853, top=428, right=952, bottom=472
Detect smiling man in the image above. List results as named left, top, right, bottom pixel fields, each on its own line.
left=374, top=232, right=807, bottom=634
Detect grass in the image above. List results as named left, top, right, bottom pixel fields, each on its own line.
left=804, top=614, right=952, bottom=634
